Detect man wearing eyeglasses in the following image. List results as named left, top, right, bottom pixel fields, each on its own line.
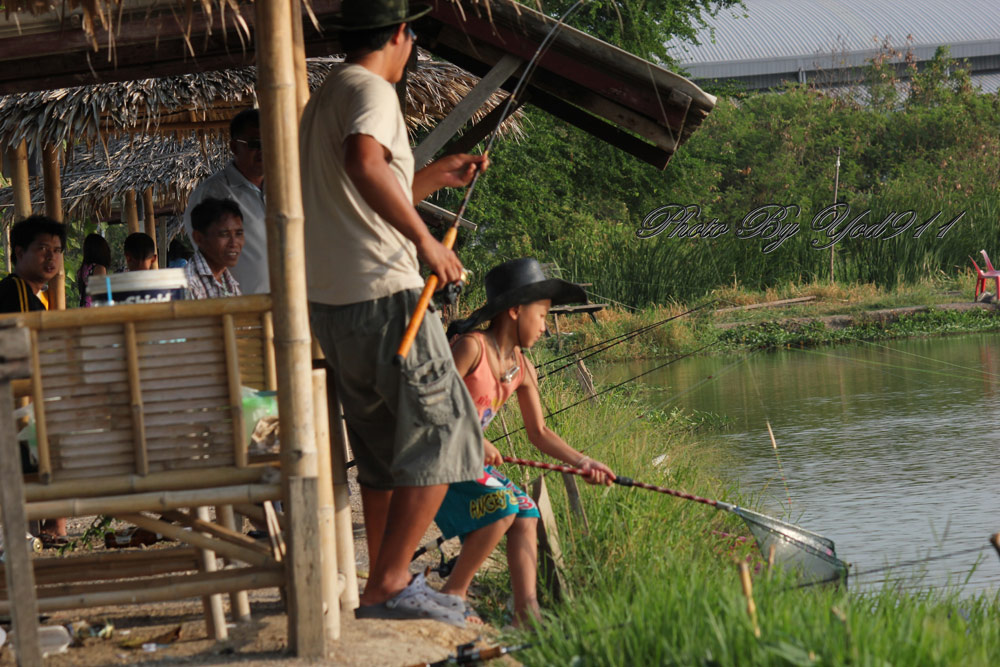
left=182, top=108, right=268, bottom=295
left=0, top=215, right=66, bottom=313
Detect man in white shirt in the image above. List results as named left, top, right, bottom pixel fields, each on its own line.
left=301, top=0, right=488, bottom=627
left=183, top=109, right=268, bottom=294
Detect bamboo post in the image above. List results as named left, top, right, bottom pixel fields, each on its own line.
left=8, top=140, right=32, bottom=272
left=313, top=367, right=340, bottom=640
left=256, top=0, right=324, bottom=655
left=196, top=507, right=228, bottom=640
left=42, top=144, right=66, bottom=310
left=216, top=504, right=253, bottom=621
left=327, top=376, right=360, bottom=610
left=124, top=189, right=140, bottom=235
left=28, top=329, right=52, bottom=483
left=291, top=0, right=310, bottom=116
left=263, top=312, right=277, bottom=390
left=123, top=322, right=149, bottom=476
left=143, top=187, right=158, bottom=269
left=223, top=314, right=248, bottom=467
left=0, top=323, right=43, bottom=667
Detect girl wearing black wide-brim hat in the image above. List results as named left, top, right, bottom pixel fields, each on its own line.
left=436, top=258, right=616, bottom=626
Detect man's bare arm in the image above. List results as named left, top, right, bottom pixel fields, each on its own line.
left=344, top=133, right=463, bottom=284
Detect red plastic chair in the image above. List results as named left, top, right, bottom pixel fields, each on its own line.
left=969, top=254, right=1000, bottom=299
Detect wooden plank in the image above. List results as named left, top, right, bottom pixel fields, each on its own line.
left=26, top=484, right=282, bottom=520
left=124, top=322, right=149, bottom=476
left=0, top=568, right=285, bottom=616
left=34, top=381, right=130, bottom=400
left=530, top=475, right=568, bottom=603
left=0, top=326, right=43, bottom=666
left=162, top=509, right=271, bottom=555
left=51, top=428, right=133, bottom=448
left=24, top=466, right=271, bottom=502
left=143, top=374, right=228, bottom=393
left=143, top=421, right=233, bottom=441
left=44, top=404, right=130, bottom=426
left=137, top=340, right=225, bottom=360
left=40, top=370, right=128, bottom=389
left=142, top=384, right=230, bottom=404
left=413, top=53, right=523, bottom=166
left=142, top=407, right=230, bottom=428
left=50, top=465, right=137, bottom=481
left=140, top=397, right=231, bottom=416
left=224, top=315, right=249, bottom=467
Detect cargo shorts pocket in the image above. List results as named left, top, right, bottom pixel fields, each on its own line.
left=404, top=358, right=457, bottom=426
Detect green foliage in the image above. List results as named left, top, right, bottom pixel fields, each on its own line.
left=442, top=46, right=1000, bottom=310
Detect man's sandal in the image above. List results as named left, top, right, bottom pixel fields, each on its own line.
left=354, top=573, right=465, bottom=627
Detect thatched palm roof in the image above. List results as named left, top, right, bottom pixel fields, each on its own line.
left=0, top=53, right=524, bottom=155
left=0, top=53, right=524, bottom=223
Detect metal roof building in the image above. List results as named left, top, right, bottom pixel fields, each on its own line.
left=665, top=0, right=1000, bottom=93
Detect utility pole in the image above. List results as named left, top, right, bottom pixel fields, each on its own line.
left=829, top=147, right=841, bottom=283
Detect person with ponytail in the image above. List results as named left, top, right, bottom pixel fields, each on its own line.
left=436, top=257, right=616, bottom=626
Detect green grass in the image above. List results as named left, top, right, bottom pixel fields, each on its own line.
left=479, top=376, right=1000, bottom=665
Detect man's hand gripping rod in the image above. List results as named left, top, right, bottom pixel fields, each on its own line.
left=393, top=0, right=587, bottom=365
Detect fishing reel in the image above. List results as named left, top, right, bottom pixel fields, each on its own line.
left=438, top=269, right=471, bottom=307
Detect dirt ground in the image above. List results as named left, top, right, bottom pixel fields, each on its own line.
left=0, top=471, right=519, bottom=667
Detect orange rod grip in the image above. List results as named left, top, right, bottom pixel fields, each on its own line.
left=395, top=221, right=462, bottom=363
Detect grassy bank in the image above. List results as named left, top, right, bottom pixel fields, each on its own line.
left=531, top=278, right=1000, bottom=362
left=482, top=376, right=1000, bottom=665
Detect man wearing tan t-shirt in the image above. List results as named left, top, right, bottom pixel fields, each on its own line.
left=300, top=0, right=489, bottom=626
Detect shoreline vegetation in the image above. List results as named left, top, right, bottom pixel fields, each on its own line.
left=529, top=278, right=1000, bottom=363
left=476, top=280, right=1000, bottom=664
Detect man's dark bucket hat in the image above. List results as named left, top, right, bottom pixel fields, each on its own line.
left=460, top=258, right=588, bottom=331
left=332, top=0, right=431, bottom=31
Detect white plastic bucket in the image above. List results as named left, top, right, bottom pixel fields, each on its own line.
left=91, top=268, right=188, bottom=306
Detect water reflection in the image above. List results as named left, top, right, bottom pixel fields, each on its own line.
left=596, top=334, right=1000, bottom=595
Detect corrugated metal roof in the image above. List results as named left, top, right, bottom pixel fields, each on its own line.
left=666, top=0, right=1000, bottom=68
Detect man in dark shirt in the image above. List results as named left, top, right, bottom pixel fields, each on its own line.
left=0, top=215, right=66, bottom=313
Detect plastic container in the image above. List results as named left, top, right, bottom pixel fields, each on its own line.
left=91, top=268, right=188, bottom=306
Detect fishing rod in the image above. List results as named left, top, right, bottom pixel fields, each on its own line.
left=406, top=640, right=532, bottom=667
left=501, top=456, right=847, bottom=585
left=537, top=301, right=717, bottom=378
left=395, top=0, right=588, bottom=364
left=492, top=340, right=720, bottom=442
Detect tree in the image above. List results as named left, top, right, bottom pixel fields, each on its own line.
left=531, top=0, right=745, bottom=65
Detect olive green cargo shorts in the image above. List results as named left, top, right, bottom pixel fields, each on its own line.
left=310, top=289, right=482, bottom=490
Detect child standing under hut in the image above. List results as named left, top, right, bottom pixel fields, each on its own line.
left=437, top=257, right=616, bottom=626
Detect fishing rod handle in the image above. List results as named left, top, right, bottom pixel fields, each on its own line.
left=394, top=225, right=461, bottom=364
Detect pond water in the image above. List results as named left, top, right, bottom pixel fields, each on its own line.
left=595, top=333, right=1000, bottom=596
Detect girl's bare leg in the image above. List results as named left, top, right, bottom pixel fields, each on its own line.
left=441, top=513, right=515, bottom=624
left=506, top=517, right=541, bottom=626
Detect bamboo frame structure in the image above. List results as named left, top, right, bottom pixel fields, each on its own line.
left=256, top=0, right=325, bottom=655
left=143, top=186, right=158, bottom=268
left=0, top=567, right=285, bottom=615
left=124, top=189, right=140, bottom=234
left=42, top=143, right=65, bottom=310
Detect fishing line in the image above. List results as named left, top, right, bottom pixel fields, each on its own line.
left=844, top=335, right=1000, bottom=381
left=536, top=301, right=716, bottom=377
left=793, top=543, right=992, bottom=590
left=491, top=341, right=721, bottom=443
left=790, top=346, right=994, bottom=383
left=741, top=356, right=794, bottom=510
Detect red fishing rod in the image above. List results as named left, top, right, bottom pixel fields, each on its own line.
left=501, top=456, right=848, bottom=585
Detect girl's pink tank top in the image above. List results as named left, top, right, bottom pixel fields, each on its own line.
left=455, top=332, right=525, bottom=431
